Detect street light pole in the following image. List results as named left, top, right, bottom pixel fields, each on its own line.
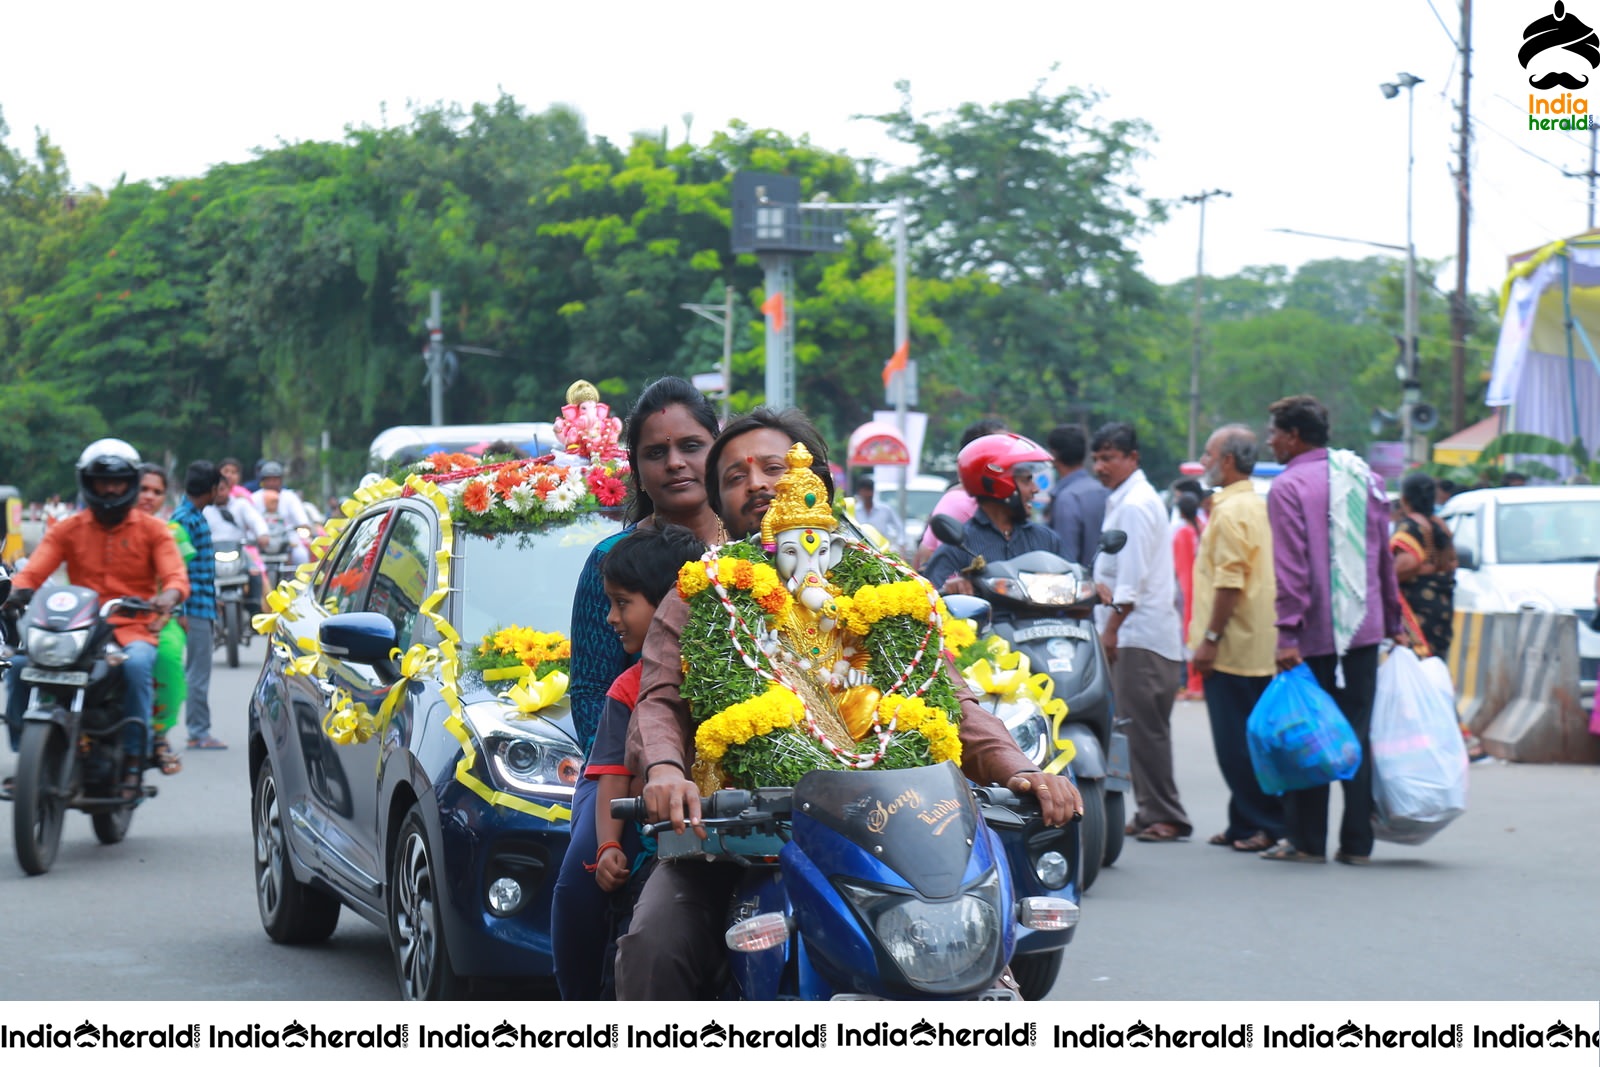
left=801, top=196, right=911, bottom=533
left=1179, top=189, right=1230, bottom=461
left=1382, top=72, right=1423, bottom=464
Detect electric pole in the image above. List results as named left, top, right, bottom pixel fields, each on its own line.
left=1450, top=0, right=1473, bottom=434
left=1180, top=189, right=1231, bottom=461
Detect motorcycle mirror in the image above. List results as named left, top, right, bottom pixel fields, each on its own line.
left=930, top=514, right=967, bottom=548
left=1099, top=529, right=1128, bottom=556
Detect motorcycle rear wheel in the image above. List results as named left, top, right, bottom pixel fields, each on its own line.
left=1078, top=778, right=1105, bottom=893
left=223, top=602, right=241, bottom=668
left=1102, top=788, right=1126, bottom=868
left=14, top=723, right=70, bottom=875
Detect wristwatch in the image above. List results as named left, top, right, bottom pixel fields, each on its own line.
left=1203, top=629, right=1223, bottom=643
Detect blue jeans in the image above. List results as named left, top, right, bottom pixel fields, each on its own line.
left=7, top=639, right=156, bottom=758
left=550, top=779, right=611, bottom=1000
left=1201, top=670, right=1285, bottom=842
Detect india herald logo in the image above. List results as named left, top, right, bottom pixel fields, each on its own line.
left=1521, top=2, right=1600, bottom=89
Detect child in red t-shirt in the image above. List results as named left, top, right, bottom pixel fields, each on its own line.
left=558, top=524, right=705, bottom=997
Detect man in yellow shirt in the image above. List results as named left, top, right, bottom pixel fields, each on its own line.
left=1189, top=425, right=1284, bottom=853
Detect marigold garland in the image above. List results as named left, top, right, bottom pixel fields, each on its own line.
left=676, top=535, right=963, bottom=789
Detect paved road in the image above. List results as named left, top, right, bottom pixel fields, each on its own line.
left=1, top=639, right=1596, bottom=1002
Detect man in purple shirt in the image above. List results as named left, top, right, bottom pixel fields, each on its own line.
left=1261, top=395, right=1403, bottom=865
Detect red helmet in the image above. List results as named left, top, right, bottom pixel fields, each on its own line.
left=957, top=433, right=1051, bottom=502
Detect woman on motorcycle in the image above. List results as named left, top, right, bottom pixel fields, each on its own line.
left=551, top=376, right=723, bottom=1001
left=136, top=464, right=188, bottom=775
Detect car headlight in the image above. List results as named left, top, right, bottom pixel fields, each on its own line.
left=27, top=627, right=89, bottom=668
left=1003, top=706, right=1051, bottom=766
left=462, top=704, right=583, bottom=799
left=834, top=870, right=1005, bottom=994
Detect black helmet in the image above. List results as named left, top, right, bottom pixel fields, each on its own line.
left=76, top=438, right=142, bottom=526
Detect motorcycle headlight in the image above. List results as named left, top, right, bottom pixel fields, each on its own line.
left=215, top=549, right=240, bottom=563
left=1016, top=571, right=1081, bottom=606
left=27, top=627, right=89, bottom=668
left=462, top=704, right=583, bottom=800
left=835, top=870, right=1005, bottom=994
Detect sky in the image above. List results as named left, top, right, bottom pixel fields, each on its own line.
left=2, top=0, right=1597, bottom=300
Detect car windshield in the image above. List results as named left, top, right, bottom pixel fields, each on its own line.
left=876, top=487, right=947, bottom=519
left=457, top=513, right=627, bottom=652
left=1495, top=500, right=1600, bottom=564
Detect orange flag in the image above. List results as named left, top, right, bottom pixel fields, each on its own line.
left=760, top=291, right=786, bottom=332
left=881, top=340, right=909, bottom=388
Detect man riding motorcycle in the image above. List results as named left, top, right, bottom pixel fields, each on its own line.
left=922, top=433, right=1065, bottom=595
left=3, top=440, right=189, bottom=797
left=251, top=462, right=312, bottom=569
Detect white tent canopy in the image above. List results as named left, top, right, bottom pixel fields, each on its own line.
left=1491, top=235, right=1600, bottom=465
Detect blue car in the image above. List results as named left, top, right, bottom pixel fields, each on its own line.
left=248, top=472, right=625, bottom=999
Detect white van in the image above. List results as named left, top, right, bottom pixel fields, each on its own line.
left=368, top=423, right=558, bottom=472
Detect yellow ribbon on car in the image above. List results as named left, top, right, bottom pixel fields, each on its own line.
left=322, top=689, right=378, bottom=745
left=506, top=671, right=569, bottom=716
left=252, top=580, right=303, bottom=636
left=443, top=712, right=572, bottom=824
left=962, top=646, right=1077, bottom=775
left=377, top=643, right=440, bottom=723
left=285, top=636, right=326, bottom=678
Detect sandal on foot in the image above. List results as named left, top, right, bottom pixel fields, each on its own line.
left=1136, top=822, right=1186, bottom=842
left=151, top=737, right=183, bottom=776
left=187, top=736, right=227, bottom=750
left=119, top=769, right=143, bottom=802
left=1207, top=832, right=1232, bottom=847
left=1334, top=851, right=1371, bottom=866
left=1259, top=840, right=1325, bottom=863
left=1232, top=830, right=1276, bottom=853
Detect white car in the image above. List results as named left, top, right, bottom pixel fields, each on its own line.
left=1437, top=486, right=1600, bottom=695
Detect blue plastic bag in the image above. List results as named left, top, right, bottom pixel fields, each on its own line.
left=1246, top=664, right=1362, bottom=796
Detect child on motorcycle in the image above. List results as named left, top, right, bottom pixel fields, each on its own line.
left=550, top=523, right=706, bottom=999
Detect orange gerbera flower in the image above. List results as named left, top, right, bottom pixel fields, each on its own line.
left=494, top=467, right=527, bottom=495
left=462, top=481, right=493, bottom=514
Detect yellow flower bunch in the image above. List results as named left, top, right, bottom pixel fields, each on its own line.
left=677, top=559, right=711, bottom=599
left=880, top=694, right=963, bottom=765
left=479, top=626, right=571, bottom=670
left=677, top=555, right=791, bottom=618
left=836, top=579, right=937, bottom=636
left=695, top=685, right=806, bottom=761
left=940, top=611, right=978, bottom=659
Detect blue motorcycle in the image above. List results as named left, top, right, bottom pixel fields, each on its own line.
left=615, top=760, right=1078, bottom=1000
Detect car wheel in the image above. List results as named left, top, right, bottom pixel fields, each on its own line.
left=13, top=723, right=69, bottom=876
left=1078, top=778, right=1105, bottom=893
left=1102, top=788, right=1126, bottom=868
left=390, top=805, right=462, bottom=1000
left=253, top=758, right=341, bottom=943
left=1011, top=948, right=1064, bottom=1001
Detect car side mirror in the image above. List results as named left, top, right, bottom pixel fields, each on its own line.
left=1456, top=544, right=1476, bottom=570
left=1099, top=529, right=1128, bottom=556
left=941, top=593, right=991, bottom=632
left=930, top=514, right=967, bottom=548
left=320, top=612, right=400, bottom=680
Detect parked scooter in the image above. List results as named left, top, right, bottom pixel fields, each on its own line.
left=213, top=539, right=251, bottom=668
left=930, top=515, right=1132, bottom=893
left=613, top=761, right=1079, bottom=1000
left=1, top=586, right=162, bottom=875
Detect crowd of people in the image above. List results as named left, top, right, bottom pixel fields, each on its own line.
left=3, top=451, right=327, bottom=790
left=4, top=384, right=1553, bottom=1000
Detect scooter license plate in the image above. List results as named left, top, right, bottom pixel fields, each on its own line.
left=20, top=667, right=89, bottom=687
left=1011, top=621, right=1089, bottom=644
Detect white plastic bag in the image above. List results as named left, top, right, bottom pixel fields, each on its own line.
left=1370, top=647, right=1469, bottom=844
